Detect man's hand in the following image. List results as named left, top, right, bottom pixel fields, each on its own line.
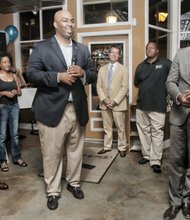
left=67, top=65, right=85, bottom=78
left=103, top=99, right=110, bottom=106
left=58, top=71, right=77, bottom=85
left=103, top=99, right=117, bottom=109
left=178, top=91, right=190, bottom=107
left=184, top=89, right=190, bottom=101
left=107, top=100, right=117, bottom=109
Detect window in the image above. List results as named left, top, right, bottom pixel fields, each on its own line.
left=149, top=0, right=169, bottom=29
left=82, top=0, right=128, bottom=25
left=149, top=0, right=171, bottom=58
left=149, top=29, right=168, bottom=58
left=19, top=6, right=62, bottom=71
left=43, top=9, right=59, bottom=39
left=20, top=12, right=40, bottom=41
left=180, top=0, right=190, bottom=48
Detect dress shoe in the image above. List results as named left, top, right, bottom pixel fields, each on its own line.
left=47, top=195, right=59, bottom=210
left=163, top=205, right=180, bottom=220
left=67, top=184, right=84, bottom=199
left=0, top=180, right=9, bottom=190
left=182, top=203, right=190, bottom=219
left=138, top=158, right=149, bottom=164
left=98, top=149, right=111, bottom=154
left=119, top=150, right=126, bottom=157
left=152, top=164, right=161, bottom=173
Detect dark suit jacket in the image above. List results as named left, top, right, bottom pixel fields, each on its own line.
left=26, top=36, right=96, bottom=127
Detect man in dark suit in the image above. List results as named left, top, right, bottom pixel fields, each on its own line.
left=163, top=47, right=190, bottom=220
left=26, top=10, right=96, bottom=210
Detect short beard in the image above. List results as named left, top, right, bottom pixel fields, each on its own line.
left=61, top=33, right=72, bottom=40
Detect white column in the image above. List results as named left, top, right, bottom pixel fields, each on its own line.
left=168, top=0, right=181, bottom=59
left=13, top=13, right=22, bottom=70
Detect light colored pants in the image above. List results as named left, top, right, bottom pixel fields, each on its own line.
left=37, top=103, right=85, bottom=197
left=101, top=109, right=127, bottom=151
left=136, top=109, right=165, bottom=166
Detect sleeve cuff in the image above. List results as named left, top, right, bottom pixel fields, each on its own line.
left=80, top=71, right=86, bottom=85
left=57, top=72, right=60, bottom=83
left=176, top=93, right=181, bottom=105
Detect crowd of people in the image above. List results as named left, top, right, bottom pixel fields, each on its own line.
left=1, top=9, right=190, bottom=220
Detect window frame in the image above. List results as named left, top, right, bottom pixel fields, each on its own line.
left=14, top=4, right=67, bottom=71
left=77, top=0, right=132, bottom=28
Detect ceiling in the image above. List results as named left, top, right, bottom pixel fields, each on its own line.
left=0, top=0, right=64, bottom=14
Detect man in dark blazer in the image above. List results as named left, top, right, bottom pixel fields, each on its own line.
left=163, top=46, right=190, bottom=220
left=26, top=10, right=96, bottom=210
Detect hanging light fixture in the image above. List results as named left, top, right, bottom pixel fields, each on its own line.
left=106, top=0, right=117, bottom=23
left=32, top=5, right=38, bottom=15
left=157, top=12, right=168, bottom=22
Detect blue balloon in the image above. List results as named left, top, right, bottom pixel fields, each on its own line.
left=5, top=25, right=18, bottom=42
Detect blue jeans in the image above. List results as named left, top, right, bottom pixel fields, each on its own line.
left=0, top=103, right=21, bottom=163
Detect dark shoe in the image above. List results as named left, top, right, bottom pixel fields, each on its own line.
left=163, top=205, right=180, bottom=220
left=47, top=195, right=59, bottom=210
left=0, top=162, right=9, bottom=172
left=98, top=149, right=111, bottom=154
left=119, top=150, right=126, bottom=157
left=152, top=164, right=161, bottom=173
left=0, top=180, right=9, bottom=190
left=138, top=158, right=149, bottom=165
left=67, top=184, right=84, bottom=199
left=182, top=203, right=190, bottom=219
left=13, top=159, right=27, bottom=167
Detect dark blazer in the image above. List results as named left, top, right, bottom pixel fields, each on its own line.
left=26, top=36, right=96, bottom=127
left=166, top=46, right=190, bottom=126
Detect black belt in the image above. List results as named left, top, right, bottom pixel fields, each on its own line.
left=67, top=101, right=73, bottom=103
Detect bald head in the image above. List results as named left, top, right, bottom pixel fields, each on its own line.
left=54, top=10, right=73, bottom=23
left=53, top=10, right=74, bottom=42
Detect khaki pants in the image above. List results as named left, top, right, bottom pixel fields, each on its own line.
left=101, top=109, right=127, bottom=151
left=136, top=109, right=165, bottom=166
left=38, top=103, right=85, bottom=197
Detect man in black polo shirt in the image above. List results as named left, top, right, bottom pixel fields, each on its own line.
left=134, top=41, right=171, bottom=173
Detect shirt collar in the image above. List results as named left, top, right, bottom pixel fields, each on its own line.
left=55, top=35, right=72, bottom=47
left=109, top=62, right=117, bottom=68
left=144, top=57, right=160, bottom=64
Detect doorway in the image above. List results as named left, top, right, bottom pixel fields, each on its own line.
left=80, top=34, right=129, bottom=141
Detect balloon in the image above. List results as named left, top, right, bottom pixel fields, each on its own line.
left=5, top=25, right=18, bottom=42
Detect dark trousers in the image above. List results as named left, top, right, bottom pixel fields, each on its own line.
left=168, top=114, right=190, bottom=206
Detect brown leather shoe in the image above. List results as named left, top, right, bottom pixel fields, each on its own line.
left=182, top=203, right=190, bottom=219
left=98, top=149, right=111, bottom=154
left=163, top=205, right=181, bottom=220
left=0, top=180, right=9, bottom=190
left=119, top=151, right=126, bottom=157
